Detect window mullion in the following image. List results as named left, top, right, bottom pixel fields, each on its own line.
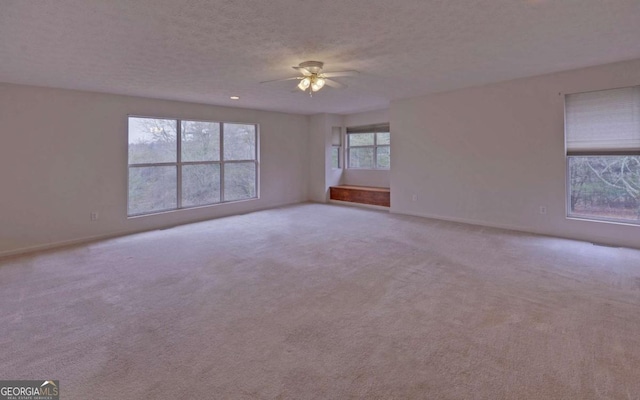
left=373, top=129, right=378, bottom=169
left=374, top=146, right=378, bottom=169
left=254, top=126, right=259, bottom=195
left=128, top=162, right=177, bottom=168
left=176, top=119, right=182, bottom=209
left=220, top=122, right=225, bottom=202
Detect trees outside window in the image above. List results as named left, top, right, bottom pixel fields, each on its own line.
left=569, top=156, right=640, bottom=222
left=331, top=147, right=340, bottom=169
left=128, top=117, right=258, bottom=216
left=346, top=124, right=390, bottom=169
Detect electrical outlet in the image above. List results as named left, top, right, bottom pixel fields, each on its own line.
left=90, top=212, right=99, bottom=221
left=539, top=206, right=547, bottom=215
left=412, top=194, right=418, bottom=202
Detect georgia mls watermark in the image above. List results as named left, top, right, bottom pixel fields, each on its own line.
left=0, top=381, right=59, bottom=400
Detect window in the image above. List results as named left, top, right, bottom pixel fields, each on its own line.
left=128, top=117, right=258, bottom=216
left=331, top=126, right=342, bottom=169
left=565, top=86, right=640, bottom=224
left=346, top=124, right=390, bottom=169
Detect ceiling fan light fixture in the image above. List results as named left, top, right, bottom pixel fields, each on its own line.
left=298, top=76, right=311, bottom=91
left=311, top=77, right=325, bottom=92
left=259, top=61, right=356, bottom=95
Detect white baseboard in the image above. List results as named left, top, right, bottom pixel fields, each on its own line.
left=389, top=209, right=639, bottom=250
left=328, top=200, right=390, bottom=212
left=0, top=201, right=305, bottom=259
left=0, top=230, right=135, bottom=259
left=391, top=209, right=542, bottom=236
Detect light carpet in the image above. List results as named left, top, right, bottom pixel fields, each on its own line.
left=1, top=203, right=640, bottom=399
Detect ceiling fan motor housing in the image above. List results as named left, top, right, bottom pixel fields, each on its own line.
left=299, top=61, right=324, bottom=74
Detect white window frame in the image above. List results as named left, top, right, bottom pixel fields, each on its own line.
left=346, top=124, right=390, bottom=170
left=564, top=86, right=640, bottom=225
left=127, top=116, right=259, bottom=217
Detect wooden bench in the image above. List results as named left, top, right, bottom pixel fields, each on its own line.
left=329, top=185, right=390, bottom=207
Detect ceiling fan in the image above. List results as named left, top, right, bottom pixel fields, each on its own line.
left=260, top=61, right=359, bottom=96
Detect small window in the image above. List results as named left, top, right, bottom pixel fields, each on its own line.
left=331, top=147, right=340, bottom=169
left=565, top=86, right=640, bottom=224
left=346, top=124, right=390, bottom=169
left=331, top=126, right=342, bottom=169
left=128, top=117, right=258, bottom=216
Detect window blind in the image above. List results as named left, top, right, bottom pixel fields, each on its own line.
left=565, top=86, right=640, bottom=155
left=346, top=123, right=390, bottom=134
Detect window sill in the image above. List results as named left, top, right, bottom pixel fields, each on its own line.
left=566, top=216, right=640, bottom=228
left=127, top=196, right=259, bottom=219
left=346, top=168, right=390, bottom=171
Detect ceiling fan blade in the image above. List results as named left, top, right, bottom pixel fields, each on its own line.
left=324, top=78, right=346, bottom=89
left=322, top=70, right=359, bottom=78
left=260, top=76, right=303, bottom=84
left=292, top=66, right=312, bottom=76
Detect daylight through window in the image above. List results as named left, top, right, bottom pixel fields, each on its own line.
left=128, top=117, right=258, bottom=216
left=346, top=124, right=390, bottom=169
left=565, top=86, right=640, bottom=224
left=331, top=126, right=342, bottom=169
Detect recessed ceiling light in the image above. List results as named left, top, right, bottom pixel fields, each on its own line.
left=230, top=96, right=240, bottom=100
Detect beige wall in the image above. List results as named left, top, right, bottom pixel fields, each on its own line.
left=5, top=58, right=639, bottom=256
left=307, top=114, right=330, bottom=202
left=390, top=58, right=640, bottom=249
left=0, top=83, right=309, bottom=256
left=307, top=113, right=344, bottom=202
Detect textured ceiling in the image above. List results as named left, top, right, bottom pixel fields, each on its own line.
left=1, top=0, right=640, bottom=115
